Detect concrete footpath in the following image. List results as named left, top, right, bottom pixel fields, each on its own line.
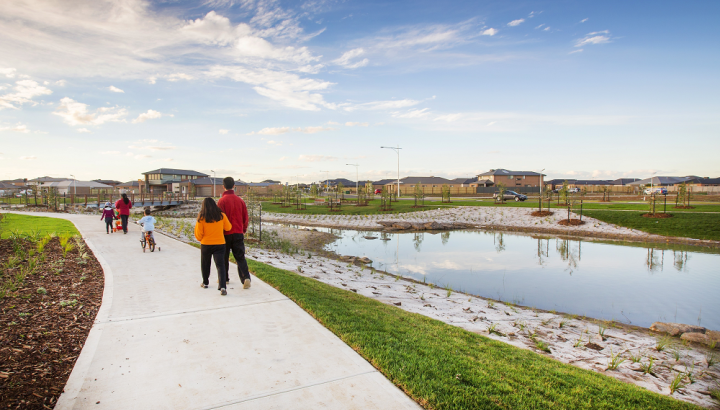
left=6, top=212, right=420, bottom=409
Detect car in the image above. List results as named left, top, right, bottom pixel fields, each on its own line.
left=493, top=190, right=528, bottom=202
left=374, top=188, right=382, bottom=194
left=568, top=187, right=581, bottom=193
left=644, top=187, right=668, bottom=195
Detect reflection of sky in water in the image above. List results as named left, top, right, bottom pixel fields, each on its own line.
left=322, top=229, right=720, bottom=330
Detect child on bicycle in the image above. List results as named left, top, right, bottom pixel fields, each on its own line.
left=138, top=207, right=157, bottom=243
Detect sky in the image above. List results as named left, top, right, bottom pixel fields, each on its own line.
left=1, top=0, right=718, bottom=184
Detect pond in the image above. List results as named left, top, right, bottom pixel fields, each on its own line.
left=319, top=228, right=720, bottom=330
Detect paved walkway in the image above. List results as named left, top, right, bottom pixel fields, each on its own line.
left=5, top=212, right=419, bottom=409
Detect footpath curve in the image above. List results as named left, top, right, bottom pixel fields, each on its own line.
left=6, top=212, right=419, bottom=410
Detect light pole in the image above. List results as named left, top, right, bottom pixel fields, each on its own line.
left=650, top=171, right=657, bottom=193
left=346, top=163, right=359, bottom=197
left=381, top=146, right=402, bottom=198
left=211, top=170, right=216, bottom=198
left=70, top=174, right=76, bottom=196
left=320, top=170, right=330, bottom=196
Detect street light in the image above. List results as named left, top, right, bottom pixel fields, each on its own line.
left=320, top=170, right=330, bottom=195
left=381, top=146, right=402, bottom=198
left=346, top=163, right=359, bottom=197
left=650, top=171, right=657, bottom=193
left=211, top=170, right=216, bottom=198
left=70, top=174, right=76, bottom=196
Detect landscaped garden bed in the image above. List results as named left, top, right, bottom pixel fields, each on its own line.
left=0, top=224, right=103, bottom=408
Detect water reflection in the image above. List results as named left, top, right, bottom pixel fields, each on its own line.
left=320, top=228, right=719, bottom=330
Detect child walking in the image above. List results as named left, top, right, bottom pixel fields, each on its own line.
left=194, top=197, right=232, bottom=295
left=100, top=202, right=114, bottom=234
left=138, top=207, right=157, bottom=243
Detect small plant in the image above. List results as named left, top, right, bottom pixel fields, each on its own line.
left=534, top=338, right=551, bottom=353
left=488, top=323, right=504, bottom=337
left=607, top=348, right=626, bottom=370
left=36, top=287, right=47, bottom=295
left=628, top=351, right=643, bottom=363
left=710, top=385, right=720, bottom=402
left=710, top=341, right=717, bottom=350
left=598, top=323, right=608, bottom=340
left=707, top=353, right=717, bottom=368
left=541, top=318, right=552, bottom=327
left=59, top=299, right=78, bottom=307
left=684, top=364, right=697, bottom=384
left=656, top=335, right=672, bottom=352
left=559, top=318, right=569, bottom=328
left=446, top=287, right=452, bottom=298
left=640, top=357, right=656, bottom=375
left=297, top=266, right=303, bottom=273
left=670, top=348, right=682, bottom=362
left=574, top=336, right=584, bottom=348
left=487, top=300, right=495, bottom=309
left=669, top=372, right=687, bottom=394
left=550, top=309, right=556, bottom=314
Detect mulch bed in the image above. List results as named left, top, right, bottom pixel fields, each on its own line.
left=0, top=237, right=104, bottom=409
left=641, top=213, right=674, bottom=219
left=673, top=206, right=695, bottom=209
left=530, top=211, right=554, bottom=217
left=557, top=219, right=585, bottom=226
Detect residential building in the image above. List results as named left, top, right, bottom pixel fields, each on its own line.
left=27, top=176, right=69, bottom=187
left=45, top=180, right=113, bottom=195
left=628, top=176, right=694, bottom=187
left=475, top=169, right=545, bottom=188
left=116, top=180, right=145, bottom=194
left=142, top=168, right=208, bottom=194
left=0, top=178, right=27, bottom=187
left=684, top=177, right=720, bottom=186
left=92, top=179, right=122, bottom=187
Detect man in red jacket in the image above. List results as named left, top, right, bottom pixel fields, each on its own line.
left=217, top=177, right=251, bottom=288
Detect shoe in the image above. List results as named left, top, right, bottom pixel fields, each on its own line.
left=220, top=288, right=227, bottom=296
left=200, top=283, right=208, bottom=288
left=243, top=279, right=251, bottom=289
left=226, top=278, right=230, bottom=283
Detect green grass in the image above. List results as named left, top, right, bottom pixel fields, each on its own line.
left=247, top=259, right=697, bottom=409
left=0, top=213, right=79, bottom=238
left=584, top=211, right=720, bottom=241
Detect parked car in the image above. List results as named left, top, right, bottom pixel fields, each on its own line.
left=568, top=188, right=581, bottom=193
left=374, top=188, right=382, bottom=194
left=493, top=190, right=528, bottom=201
left=644, top=187, right=668, bottom=195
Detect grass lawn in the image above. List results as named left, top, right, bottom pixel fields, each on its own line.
left=584, top=211, right=720, bottom=241
left=248, top=259, right=697, bottom=409
left=0, top=213, right=79, bottom=238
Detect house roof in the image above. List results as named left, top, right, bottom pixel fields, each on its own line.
left=247, top=182, right=275, bottom=187
left=320, top=178, right=356, bottom=186
left=141, top=168, right=208, bottom=177
left=117, top=181, right=141, bottom=188
left=372, top=179, right=397, bottom=185
left=400, top=176, right=454, bottom=185
left=477, top=169, right=545, bottom=177
left=0, top=182, right=20, bottom=189
left=685, top=177, right=720, bottom=185
left=46, top=180, right=113, bottom=189
left=1, top=178, right=26, bottom=183
left=628, top=176, right=693, bottom=186
left=92, top=179, right=122, bottom=185
left=260, top=179, right=281, bottom=184
left=450, top=177, right=477, bottom=185
left=611, top=178, right=641, bottom=185
left=191, top=177, right=227, bottom=185
left=28, top=176, right=69, bottom=183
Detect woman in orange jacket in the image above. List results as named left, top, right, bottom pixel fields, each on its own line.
left=194, top=197, right=232, bottom=295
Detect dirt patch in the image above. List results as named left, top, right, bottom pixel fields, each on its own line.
left=530, top=211, right=554, bottom=217
left=641, top=213, right=674, bottom=219
left=0, top=237, right=104, bottom=408
left=557, top=219, right=585, bottom=226
left=673, top=206, right=695, bottom=209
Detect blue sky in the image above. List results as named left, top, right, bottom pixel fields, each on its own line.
left=1, top=0, right=718, bottom=184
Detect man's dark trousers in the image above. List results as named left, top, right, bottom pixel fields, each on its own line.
left=224, top=233, right=251, bottom=283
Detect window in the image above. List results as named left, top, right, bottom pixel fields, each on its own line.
left=509, top=175, right=514, bottom=179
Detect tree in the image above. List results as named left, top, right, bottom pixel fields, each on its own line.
left=559, top=180, right=569, bottom=205
left=441, top=184, right=451, bottom=203
left=413, top=182, right=425, bottom=207
left=310, top=183, right=319, bottom=198
left=496, top=182, right=507, bottom=203
left=337, top=182, right=345, bottom=201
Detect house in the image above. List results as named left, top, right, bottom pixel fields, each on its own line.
left=27, top=176, right=69, bottom=187
left=142, top=168, right=208, bottom=194
left=0, top=178, right=28, bottom=187
left=683, top=177, right=720, bottom=187
left=372, top=179, right=397, bottom=190
left=244, top=182, right=283, bottom=196
left=92, top=179, right=122, bottom=187
left=475, top=169, right=545, bottom=188
left=628, top=176, right=694, bottom=187
left=320, top=178, right=357, bottom=188
left=45, top=180, right=113, bottom=195
left=116, top=180, right=145, bottom=194
left=0, top=181, right=22, bottom=195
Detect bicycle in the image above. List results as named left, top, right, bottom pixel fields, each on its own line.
left=139, top=223, right=161, bottom=253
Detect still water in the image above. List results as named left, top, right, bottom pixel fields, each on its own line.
left=321, top=228, right=720, bottom=330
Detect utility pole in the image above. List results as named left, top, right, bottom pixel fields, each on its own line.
left=381, top=146, right=402, bottom=198
left=346, top=164, right=359, bottom=197
left=211, top=170, right=216, bottom=198
left=320, top=170, right=330, bottom=196
left=70, top=174, right=76, bottom=196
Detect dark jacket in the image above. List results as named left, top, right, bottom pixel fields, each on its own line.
left=115, top=198, right=132, bottom=216
left=217, top=190, right=249, bottom=235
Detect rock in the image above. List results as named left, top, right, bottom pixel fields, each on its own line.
left=392, top=222, right=412, bottom=229
left=424, top=221, right=443, bottom=230
left=376, top=221, right=395, bottom=227
left=358, top=257, right=373, bottom=264
left=680, top=332, right=715, bottom=346
left=363, top=236, right=378, bottom=240
left=707, top=330, right=720, bottom=343
left=393, top=302, right=402, bottom=306
left=650, top=322, right=705, bottom=337
left=411, top=222, right=427, bottom=230
left=584, top=342, right=604, bottom=351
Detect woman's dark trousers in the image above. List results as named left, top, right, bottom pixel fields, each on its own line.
left=201, top=244, right=227, bottom=290
left=120, top=215, right=129, bottom=233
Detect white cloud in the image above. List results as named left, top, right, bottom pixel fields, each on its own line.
left=0, top=68, right=16, bottom=78
left=507, top=19, right=525, bottom=27
left=392, top=108, right=430, bottom=118
left=569, top=49, right=583, bottom=54
left=535, top=24, right=544, bottom=29
left=487, top=121, right=496, bottom=126
left=77, top=128, right=91, bottom=133
left=167, top=73, right=193, bottom=82
left=345, top=122, right=369, bottom=127
left=108, top=85, right=124, bottom=93
left=161, top=158, right=174, bottom=162
left=53, top=97, right=127, bottom=126
left=132, top=109, right=163, bottom=124
left=342, top=98, right=422, bottom=112
left=0, top=123, right=29, bottom=133
left=101, top=150, right=120, bottom=155
left=134, top=154, right=152, bottom=159
left=334, top=48, right=368, bottom=69
left=482, top=28, right=498, bottom=36
left=279, top=156, right=287, bottom=161
left=543, top=27, right=550, bottom=31
left=55, top=80, right=66, bottom=86
left=20, top=156, right=36, bottom=160
left=297, top=126, right=334, bottom=133
left=252, top=127, right=290, bottom=135
left=0, top=79, right=52, bottom=110
left=298, top=155, right=337, bottom=162
left=575, top=31, right=611, bottom=47
left=148, top=77, right=157, bottom=85
left=267, top=140, right=282, bottom=146
left=434, top=113, right=463, bottom=122
left=580, top=18, right=589, bottom=23
left=219, top=129, right=229, bottom=134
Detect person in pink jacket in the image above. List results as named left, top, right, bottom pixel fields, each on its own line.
left=100, top=202, right=115, bottom=234
left=114, top=193, right=133, bottom=234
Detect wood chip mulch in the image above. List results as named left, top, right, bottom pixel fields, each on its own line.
left=641, top=213, right=674, bottom=219
left=530, top=211, right=554, bottom=217
left=557, top=219, right=586, bottom=226
left=0, top=237, right=104, bottom=409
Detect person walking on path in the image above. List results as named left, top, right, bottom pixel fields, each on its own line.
left=100, top=202, right=114, bottom=234
left=114, top=193, right=133, bottom=234
left=217, top=177, right=252, bottom=289
left=194, top=197, right=232, bottom=295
